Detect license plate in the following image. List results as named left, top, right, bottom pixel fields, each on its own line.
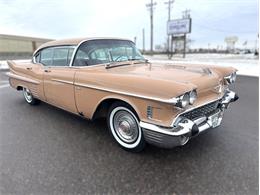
left=209, top=112, right=220, bottom=128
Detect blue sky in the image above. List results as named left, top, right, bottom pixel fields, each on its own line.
left=0, top=0, right=258, bottom=49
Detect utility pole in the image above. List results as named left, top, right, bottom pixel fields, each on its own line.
left=182, top=9, right=191, bottom=19
left=142, top=28, right=145, bottom=53
left=165, top=0, right=174, bottom=21
left=164, top=0, right=174, bottom=55
left=134, top=36, right=137, bottom=45
left=146, top=0, right=157, bottom=53
left=182, top=9, right=191, bottom=58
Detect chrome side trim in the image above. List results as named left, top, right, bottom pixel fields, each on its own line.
left=74, top=82, right=179, bottom=104
left=6, top=72, right=40, bottom=85
left=51, top=78, right=74, bottom=85
left=140, top=121, right=191, bottom=136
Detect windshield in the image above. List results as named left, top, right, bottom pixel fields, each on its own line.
left=73, top=39, right=145, bottom=67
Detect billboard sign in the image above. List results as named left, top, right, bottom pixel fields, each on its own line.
left=167, top=18, right=192, bottom=35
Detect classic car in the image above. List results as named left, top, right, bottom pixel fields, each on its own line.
left=6, top=38, right=238, bottom=152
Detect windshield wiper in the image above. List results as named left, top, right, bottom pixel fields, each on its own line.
left=128, top=58, right=150, bottom=64
left=105, top=61, right=131, bottom=69
left=105, top=59, right=149, bottom=69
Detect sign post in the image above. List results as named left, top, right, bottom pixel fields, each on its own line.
left=167, top=18, right=192, bottom=58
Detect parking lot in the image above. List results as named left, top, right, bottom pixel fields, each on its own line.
left=0, top=71, right=258, bottom=194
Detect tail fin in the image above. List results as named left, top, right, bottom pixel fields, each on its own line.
left=7, top=60, right=16, bottom=72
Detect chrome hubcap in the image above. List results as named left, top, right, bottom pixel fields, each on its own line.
left=113, top=110, right=139, bottom=143
left=23, top=88, right=32, bottom=102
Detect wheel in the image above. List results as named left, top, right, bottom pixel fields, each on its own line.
left=107, top=102, right=146, bottom=152
left=23, top=87, right=40, bottom=105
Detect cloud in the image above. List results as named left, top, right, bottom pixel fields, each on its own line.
left=0, top=0, right=258, bottom=48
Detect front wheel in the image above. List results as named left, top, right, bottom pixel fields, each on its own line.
left=107, top=102, right=146, bottom=152
left=23, top=88, right=40, bottom=105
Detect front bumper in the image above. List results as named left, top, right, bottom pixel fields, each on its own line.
left=140, top=90, right=239, bottom=148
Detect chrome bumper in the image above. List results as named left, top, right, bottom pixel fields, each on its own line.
left=140, top=90, right=239, bottom=148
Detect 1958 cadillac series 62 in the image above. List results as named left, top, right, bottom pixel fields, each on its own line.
left=7, top=38, right=238, bottom=152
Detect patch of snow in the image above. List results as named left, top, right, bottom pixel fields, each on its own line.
left=145, top=54, right=259, bottom=77
left=1, top=54, right=259, bottom=76
left=0, top=61, right=9, bottom=70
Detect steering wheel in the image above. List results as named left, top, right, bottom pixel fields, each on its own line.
left=114, top=55, right=127, bottom=62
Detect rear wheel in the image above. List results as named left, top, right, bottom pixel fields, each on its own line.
left=107, top=102, right=146, bottom=152
left=23, top=88, right=40, bottom=105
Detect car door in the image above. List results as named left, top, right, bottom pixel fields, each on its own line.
left=40, top=46, right=78, bottom=113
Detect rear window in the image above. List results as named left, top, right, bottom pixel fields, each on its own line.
left=39, top=46, right=75, bottom=66
left=53, top=48, right=69, bottom=66
left=40, top=48, right=53, bottom=66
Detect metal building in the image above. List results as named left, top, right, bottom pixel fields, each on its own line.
left=0, top=34, right=53, bottom=60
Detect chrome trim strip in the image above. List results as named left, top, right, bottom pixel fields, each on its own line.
left=74, top=82, right=179, bottom=104
left=6, top=72, right=40, bottom=85
left=51, top=78, right=74, bottom=85
left=140, top=121, right=191, bottom=136
left=198, top=123, right=211, bottom=132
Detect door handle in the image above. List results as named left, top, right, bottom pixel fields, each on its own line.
left=26, top=67, right=32, bottom=70
left=44, top=69, right=51, bottom=73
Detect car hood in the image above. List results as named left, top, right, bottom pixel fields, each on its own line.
left=106, top=63, right=221, bottom=91
left=75, top=62, right=235, bottom=101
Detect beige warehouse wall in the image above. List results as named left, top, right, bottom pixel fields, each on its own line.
left=0, top=39, right=49, bottom=53
left=0, top=39, right=32, bottom=52
left=0, top=34, right=53, bottom=60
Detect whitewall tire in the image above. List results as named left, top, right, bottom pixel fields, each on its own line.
left=107, top=102, right=146, bottom=152
left=23, top=88, right=40, bottom=105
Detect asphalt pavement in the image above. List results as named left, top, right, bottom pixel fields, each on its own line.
left=0, top=71, right=258, bottom=194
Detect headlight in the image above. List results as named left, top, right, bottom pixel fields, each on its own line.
left=225, top=72, right=237, bottom=84
left=175, top=90, right=198, bottom=108
left=189, top=90, right=197, bottom=105
left=176, top=93, right=190, bottom=108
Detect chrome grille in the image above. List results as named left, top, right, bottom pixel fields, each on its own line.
left=181, top=100, right=220, bottom=120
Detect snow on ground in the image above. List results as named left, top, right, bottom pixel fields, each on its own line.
left=145, top=53, right=259, bottom=77
left=0, top=54, right=259, bottom=76
left=0, top=61, right=9, bottom=70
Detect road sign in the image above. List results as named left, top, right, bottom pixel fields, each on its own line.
left=167, top=18, right=192, bottom=35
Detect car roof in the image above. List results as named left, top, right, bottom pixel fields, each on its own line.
left=36, top=37, right=133, bottom=52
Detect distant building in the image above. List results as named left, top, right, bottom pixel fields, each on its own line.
left=0, top=34, right=53, bottom=60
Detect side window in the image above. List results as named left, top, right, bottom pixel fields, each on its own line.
left=53, top=48, right=69, bottom=66
left=40, top=48, right=53, bottom=66
left=73, top=49, right=89, bottom=66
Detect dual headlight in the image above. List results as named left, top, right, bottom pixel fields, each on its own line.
left=224, top=72, right=237, bottom=84
left=175, top=90, right=197, bottom=108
